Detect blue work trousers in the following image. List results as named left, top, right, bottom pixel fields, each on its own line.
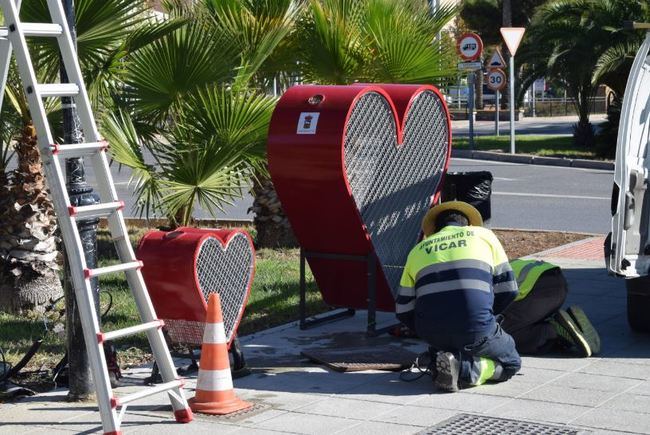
left=424, top=320, right=521, bottom=385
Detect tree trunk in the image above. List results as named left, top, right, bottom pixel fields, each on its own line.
left=0, top=123, right=63, bottom=313
left=476, top=71, right=484, bottom=110
left=251, top=173, right=297, bottom=249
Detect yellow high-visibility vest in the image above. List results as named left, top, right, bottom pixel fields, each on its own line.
left=511, top=259, right=559, bottom=301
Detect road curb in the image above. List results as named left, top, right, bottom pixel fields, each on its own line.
left=452, top=149, right=614, bottom=171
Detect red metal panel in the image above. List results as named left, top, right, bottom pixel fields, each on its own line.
left=137, top=227, right=254, bottom=347
left=268, top=84, right=451, bottom=312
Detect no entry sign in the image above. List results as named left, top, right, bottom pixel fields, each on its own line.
left=457, top=33, right=483, bottom=61
left=487, top=68, right=507, bottom=91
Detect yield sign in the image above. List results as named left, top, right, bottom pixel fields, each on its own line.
left=487, top=50, right=506, bottom=69
left=500, top=27, right=526, bottom=56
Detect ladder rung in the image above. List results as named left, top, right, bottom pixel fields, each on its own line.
left=0, top=23, right=63, bottom=37
left=111, top=380, right=184, bottom=409
left=69, top=201, right=124, bottom=219
left=50, top=141, right=108, bottom=157
left=84, top=260, right=143, bottom=279
left=36, top=83, right=79, bottom=97
left=98, top=319, right=164, bottom=343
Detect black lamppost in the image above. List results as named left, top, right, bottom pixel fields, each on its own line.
left=61, top=0, right=100, bottom=401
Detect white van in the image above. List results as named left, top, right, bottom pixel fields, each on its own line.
left=609, top=30, right=650, bottom=331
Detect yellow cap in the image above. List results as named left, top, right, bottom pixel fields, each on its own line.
left=421, top=201, right=483, bottom=237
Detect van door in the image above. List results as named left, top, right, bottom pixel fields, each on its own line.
left=610, top=33, right=650, bottom=278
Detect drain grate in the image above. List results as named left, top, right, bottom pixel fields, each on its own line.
left=419, top=414, right=587, bottom=435
left=193, top=402, right=270, bottom=422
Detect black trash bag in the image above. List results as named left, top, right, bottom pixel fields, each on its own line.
left=441, top=171, right=493, bottom=222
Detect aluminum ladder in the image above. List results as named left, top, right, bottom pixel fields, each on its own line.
left=0, top=1, right=193, bottom=433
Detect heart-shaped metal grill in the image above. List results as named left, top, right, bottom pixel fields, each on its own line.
left=195, top=233, right=254, bottom=342
left=344, top=90, right=449, bottom=295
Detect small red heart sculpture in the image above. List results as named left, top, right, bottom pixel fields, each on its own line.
left=268, top=84, right=451, bottom=312
left=138, top=227, right=255, bottom=347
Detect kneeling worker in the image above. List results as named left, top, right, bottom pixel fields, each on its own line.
left=396, top=201, right=521, bottom=392
left=502, top=259, right=600, bottom=357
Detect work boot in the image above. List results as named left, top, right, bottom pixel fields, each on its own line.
left=550, top=310, right=591, bottom=357
left=434, top=352, right=460, bottom=393
left=567, top=305, right=601, bottom=355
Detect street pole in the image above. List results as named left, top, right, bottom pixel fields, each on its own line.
left=468, top=72, right=475, bottom=150
left=61, top=0, right=101, bottom=401
left=495, top=90, right=500, bottom=136
left=509, top=54, right=515, bottom=154
left=532, top=79, right=536, bottom=118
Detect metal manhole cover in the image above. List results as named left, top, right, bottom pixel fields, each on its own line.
left=419, top=414, right=588, bottom=435
left=193, top=402, right=270, bottom=422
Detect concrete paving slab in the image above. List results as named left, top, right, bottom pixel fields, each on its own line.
left=337, top=420, right=422, bottom=435
left=598, top=392, right=650, bottom=414
left=519, top=384, right=618, bottom=407
left=579, top=360, right=650, bottom=380
left=408, top=391, right=512, bottom=413
left=251, top=412, right=359, bottom=435
left=631, top=382, right=650, bottom=397
left=372, top=406, right=457, bottom=427
left=572, top=408, right=650, bottom=434
left=488, top=398, right=592, bottom=425
left=291, top=396, right=397, bottom=420
left=239, top=390, right=327, bottom=412
left=550, top=372, right=642, bottom=393
left=0, top=426, right=75, bottom=435
left=229, top=428, right=297, bottom=435
left=462, top=378, right=538, bottom=398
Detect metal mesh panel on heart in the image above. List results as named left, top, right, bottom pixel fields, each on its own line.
left=195, top=234, right=254, bottom=343
left=344, top=90, right=449, bottom=295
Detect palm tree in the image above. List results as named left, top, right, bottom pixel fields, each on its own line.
left=107, top=0, right=301, bottom=228
left=295, top=0, right=458, bottom=85
left=519, top=0, right=646, bottom=148
left=0, top=0, right=180, bottom=313
left=249, top=0, right=459, bottom=248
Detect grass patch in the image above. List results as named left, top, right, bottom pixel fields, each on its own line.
left=0, top=229, right=326, bottom=375
left=453, top=135, right=600, bottom=159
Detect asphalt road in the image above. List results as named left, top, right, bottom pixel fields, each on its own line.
left=32, top=115, right=613, bottom=234
left=452, top=114, right=607, bottom=137
left=96, top=156, right=614, bottom=235
left=449, top=158, right=612, bottom=235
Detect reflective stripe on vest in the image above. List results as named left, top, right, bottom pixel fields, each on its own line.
left=511, top=259, right=559, bottom=301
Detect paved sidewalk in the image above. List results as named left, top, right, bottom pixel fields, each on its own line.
left=3, top=236, right=650, bottom=434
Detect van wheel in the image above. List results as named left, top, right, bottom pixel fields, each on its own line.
left=626, top=277, right=650, bottom=333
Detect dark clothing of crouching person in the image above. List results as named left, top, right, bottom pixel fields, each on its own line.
left=396, top=201, right=521, bottom=392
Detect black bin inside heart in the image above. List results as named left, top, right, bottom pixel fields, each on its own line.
left=441, top=171, right=493, bottom=222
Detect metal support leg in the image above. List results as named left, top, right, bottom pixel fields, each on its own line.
left=230, top=337, right=250, bottom=378
left=299, top=249, right=355, bottom=329
left=299, top=248, right=307, bottom=329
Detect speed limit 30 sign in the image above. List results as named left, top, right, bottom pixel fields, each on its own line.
left=486, top=68, right=507, bottom=91
left=457, top=33, right=483, bottom=61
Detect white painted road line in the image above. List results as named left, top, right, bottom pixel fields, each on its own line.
left=493, top=191, right=609, bottom=200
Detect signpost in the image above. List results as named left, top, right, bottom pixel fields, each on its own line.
left=457, top=33, right=483, bottom=150
left=486, top=68, right=507, bottom=136
left=500, top=27, right=526, bottom=154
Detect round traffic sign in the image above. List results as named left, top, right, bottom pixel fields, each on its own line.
left=457, top=33, right=483, bottom=61
left=486, top=68, right=507, bottom=91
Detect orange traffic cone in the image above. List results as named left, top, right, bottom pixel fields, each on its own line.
left=189, top=293, right=253, bottom=415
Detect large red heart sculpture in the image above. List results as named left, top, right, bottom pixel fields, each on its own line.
left=268, top=84, right=451, bottom=312
left=137, top=227, right=255, bottom=347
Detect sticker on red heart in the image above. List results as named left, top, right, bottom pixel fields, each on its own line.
left=268, top=84, right=451, bottom=312
left=137, top=227, right=255, bottom=346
